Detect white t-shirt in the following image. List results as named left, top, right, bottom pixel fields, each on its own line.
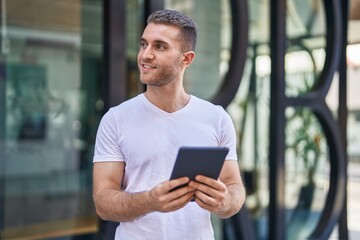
left=93, top=94, right=238, bottom=240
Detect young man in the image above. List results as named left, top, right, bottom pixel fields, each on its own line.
left=93, top=9, right=246, bottom=239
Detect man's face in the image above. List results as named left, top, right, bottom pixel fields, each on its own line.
left=137, top=23, right=184, bottom=87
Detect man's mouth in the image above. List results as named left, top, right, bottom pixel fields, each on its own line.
left=141, top=64, right=156, bottom=69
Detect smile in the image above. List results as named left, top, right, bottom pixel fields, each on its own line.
left=142, top=64, right=156, bottom=69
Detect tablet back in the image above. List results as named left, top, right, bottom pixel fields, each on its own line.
left=170, top=146, right=229, bottom=181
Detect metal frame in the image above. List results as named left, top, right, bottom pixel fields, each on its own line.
left=269, top=0, right=287, bottom=239
left=211, top=0, right=249, bottom=108
left=338, top=0, right=349, bottom=239
left=103, top=0, right=127, bottom=108
left=269, top=0, right=348, bottom=239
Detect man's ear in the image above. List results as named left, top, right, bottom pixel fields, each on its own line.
left=181, top=51, right=195, bottom=67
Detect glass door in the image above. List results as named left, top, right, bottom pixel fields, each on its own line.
left=0, top=0, right=103, bottom=238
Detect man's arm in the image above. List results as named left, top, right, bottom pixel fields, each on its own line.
left=93, top=161, right=195, bottom=222
left=188, top=160, right=246, bottom=218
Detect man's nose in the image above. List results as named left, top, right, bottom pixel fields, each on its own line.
left=142, top=47, right=155, bottom=60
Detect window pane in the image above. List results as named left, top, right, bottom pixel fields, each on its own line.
left=285, top=107, right=328, bottom=239
left=0, top=0, right=103, bottom=238
left=164, top=0, right=232, bottom=100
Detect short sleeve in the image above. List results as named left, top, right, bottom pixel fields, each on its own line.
left=219, top=109, right=238, bottom=161
left=93, top=109, right=125, bottom=162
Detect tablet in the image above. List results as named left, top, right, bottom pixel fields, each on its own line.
left=169, top=146, right=229, bottom=190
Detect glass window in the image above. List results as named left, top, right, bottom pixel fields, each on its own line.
left=285, top=107, right=328, bottom=239
left=0, top=0, right=103, bottom=238
left=165, top=0, right=232, bottom=100
left=286, top=0, right=329, bottom=238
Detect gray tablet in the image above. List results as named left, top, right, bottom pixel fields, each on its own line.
left=169, top=146, right=229, bottom=190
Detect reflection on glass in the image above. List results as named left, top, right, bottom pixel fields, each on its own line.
left=286, top=0, right=326, bottom=97
left=165, top=0, right=232, bottom=100
left=0, top=0, right=102, bottom=238
left=285, top=107, right=329, bottom=239
left=284, top=1, right=329, bottom=237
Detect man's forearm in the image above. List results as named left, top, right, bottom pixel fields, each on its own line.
left=94, top=188, right=153, bottom=222
left=214, top=183, right=246, bottom=219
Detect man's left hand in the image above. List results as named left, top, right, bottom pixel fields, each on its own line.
left=188, top=175, right=227, bottom=213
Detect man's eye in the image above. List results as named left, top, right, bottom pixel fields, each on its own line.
left=140, top=43, right=147, bottom=49
left=156, top=44, right=166, bottom=50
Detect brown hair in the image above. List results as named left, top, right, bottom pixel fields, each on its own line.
left=147, top=9, right=197, bottom=51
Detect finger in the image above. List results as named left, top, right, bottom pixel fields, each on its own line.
left=189, top=180, right=223, bottom=198
left=168, top=177, right=190, bottom=191
left=195, top=175, right=225, bottom=191
left=162, top=191, right=194, bottom=212
left=194, top=189, right=217, bottom=203
left=189, top=181, right=226, bottom=206
left=170, top=186, right=195, bottom=203
left=193, top=193, right=216, bottom=212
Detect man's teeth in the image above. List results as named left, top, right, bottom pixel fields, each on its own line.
left=143, top=64, right=155, bottom=68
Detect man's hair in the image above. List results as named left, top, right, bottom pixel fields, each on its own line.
left=147, top=9, right=197, bottom=51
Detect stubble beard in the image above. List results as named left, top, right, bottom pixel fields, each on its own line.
left=139, top=59, right=182, bottom=87
left=141, top=69, right=177, bottom=87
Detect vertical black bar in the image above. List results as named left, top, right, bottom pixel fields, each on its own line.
left=104, top=0, right=127, bottom=108
left=251, top=45, right=259, bottom=167
left=269, top=0, right=286, bottom=239
left=144, top=0, right=163, bottom=18
left=338, top=0, right=349, bottom=238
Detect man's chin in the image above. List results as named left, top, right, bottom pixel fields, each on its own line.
left=140, top=79, right=162, bottom=87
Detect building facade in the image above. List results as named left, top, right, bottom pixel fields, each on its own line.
left=0, top=0, right=359, bottom=239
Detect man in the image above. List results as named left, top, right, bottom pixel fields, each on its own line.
left=93, top=9, right=246, bottom=239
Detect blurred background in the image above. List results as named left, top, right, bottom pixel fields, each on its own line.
left=0, top=0, right=359, bottom=239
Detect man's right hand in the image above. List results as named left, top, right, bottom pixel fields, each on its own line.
left=93, top=162, right=194, bottom=222
left=146, top=177, right=195, bottom=212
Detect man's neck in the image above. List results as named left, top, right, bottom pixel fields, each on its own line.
left=144, top=88, right=190, bottom=113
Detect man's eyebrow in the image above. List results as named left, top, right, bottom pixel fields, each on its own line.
left=153, top=40, right=169, bottom=46
left=140, top=38, right=169, bottom=46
